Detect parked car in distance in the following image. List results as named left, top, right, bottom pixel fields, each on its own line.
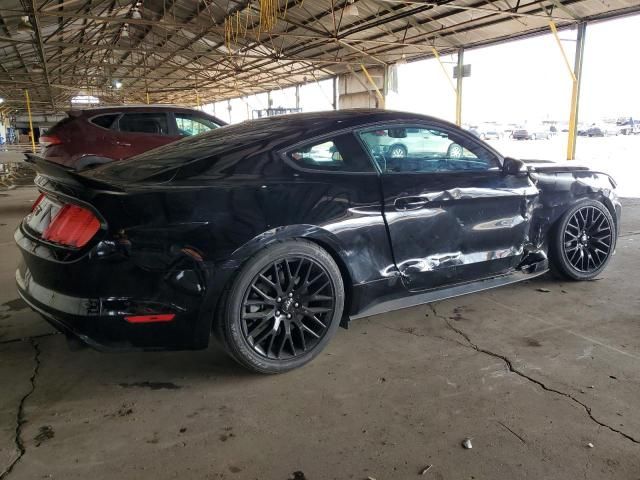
left=40, top=105, right=226, bottom=170
left=586, top=126, right=606, bottom=137
left=512, top=126, right=552, bottom=140
left=17, top=110, right=620, bottom=373
left=479, top=129, right=501, bottom=140
left=615, top=117, right=640, bottom=135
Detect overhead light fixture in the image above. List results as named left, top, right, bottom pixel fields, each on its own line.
left=397, top=54, right=407, bottom=65
left=0, top=98, right=4, bottom=104
left=121, top=24, right=129, bottom=38
left=17, top=16, right=34, bottom=33
left=113, top=80, right=123, bottom=89
left=131, top=7, right=142, bottom=19
left=343, top=0, right=359, bottom=17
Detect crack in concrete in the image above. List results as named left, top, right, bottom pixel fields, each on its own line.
left=428, top=304, right=640, bottom=446
left=0, top=339, right=41, bottom=480
left=0, top=332, right=58, bottom=346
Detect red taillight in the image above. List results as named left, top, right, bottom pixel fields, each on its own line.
left=42, top=204, right=100, bottom=247
left=373, top=130, right=387, bottom=136
left=40, top=135, right=62, bottom=147
left=31, top=193, right=45, bottom=212
left=125, top=314, right=176, bottom=324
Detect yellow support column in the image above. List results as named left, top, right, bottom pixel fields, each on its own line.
left=360, top=64, right=385, bottom=109
left=24, top=90, right=36, bottom=154
left=549, top=21, right=586, bottom=160
left=431, top=47, right=459, bottom=125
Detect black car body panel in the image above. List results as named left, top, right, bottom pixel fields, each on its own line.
left=15, top=110, right=621, bottom=351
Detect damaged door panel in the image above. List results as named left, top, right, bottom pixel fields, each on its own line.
left=380, top=173, right=540, bottom=291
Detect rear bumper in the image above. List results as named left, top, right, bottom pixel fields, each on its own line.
left=14, top=222, right=221, bottom=351
left=16, top=264, right=206, bottom=351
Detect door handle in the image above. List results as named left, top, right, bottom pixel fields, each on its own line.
left=115, top=141, right=132, bottom=147
left=394, top=197, right=427, bottom=211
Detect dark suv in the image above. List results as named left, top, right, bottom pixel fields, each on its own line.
left=40, top=105, right=226, bottom=170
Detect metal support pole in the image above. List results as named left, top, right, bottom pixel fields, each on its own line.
left=567, top=23, right=586, bottom=160
left=455, top=48, right=464, bottom=127
left=146, top=91, right=150, bottom=105
left=24, top=89, right=36, bottom=153
left=360, top=64, right=385, bottom=109
left=332, top=76, right=338, bottom=110
left=295, top=84, right=300, bottom=110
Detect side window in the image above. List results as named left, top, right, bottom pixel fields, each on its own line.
left=90, top=114, right=119, bottom=129
left=358, top=126, right=500, bottom=173
left=175, top=114, right=220, bottom=136
left=287, top=133, right=375, bottom=173
left=118, top=113, right=169, bottom=135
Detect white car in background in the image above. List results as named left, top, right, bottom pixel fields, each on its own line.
left=361, top=127, right=464, bottom=159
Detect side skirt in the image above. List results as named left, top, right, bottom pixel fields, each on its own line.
left=350, top=265, right=548, bottom=321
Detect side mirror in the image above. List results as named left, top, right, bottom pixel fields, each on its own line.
left=503, top=157, right=525, bottom=176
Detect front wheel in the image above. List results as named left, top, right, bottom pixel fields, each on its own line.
left=219, top=240, right=345, bottom=373
left=549, top=200, right=616, bottom=280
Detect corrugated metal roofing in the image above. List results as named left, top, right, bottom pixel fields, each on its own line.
left=0, top=0, right=638, bottom=113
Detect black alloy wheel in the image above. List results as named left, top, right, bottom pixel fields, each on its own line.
left=551, top=200, right=615, bottom=280
left=563, top=205, right=612, bottom=272
left=219, top=240, right=344, bottom=373
left=241, top=257, right=335, bottom=360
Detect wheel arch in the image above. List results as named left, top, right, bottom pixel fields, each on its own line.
left=210, top=225, right=356, bottom=334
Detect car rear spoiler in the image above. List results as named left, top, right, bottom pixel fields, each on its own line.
left=24, top=154, right=123, bottom=192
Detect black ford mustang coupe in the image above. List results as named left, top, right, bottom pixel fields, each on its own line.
left=16, top=110, right=620, bottom=373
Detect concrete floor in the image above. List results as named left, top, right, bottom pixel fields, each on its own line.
left=1, top=187, right=639, bottom=480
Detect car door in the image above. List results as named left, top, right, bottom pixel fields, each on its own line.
left=111, top=112, right=178, bottom=159
left=358, top=123, right=538, bottom=292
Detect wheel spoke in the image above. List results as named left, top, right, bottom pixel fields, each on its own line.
left=251, top=284, right=274, bottom=302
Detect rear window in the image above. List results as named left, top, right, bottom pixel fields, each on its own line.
left=90, top=114, right=119, bottom=129
left=118, top=113, right=169, bottom=135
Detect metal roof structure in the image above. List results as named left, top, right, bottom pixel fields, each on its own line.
left=1, top=0, right=639, bottom=114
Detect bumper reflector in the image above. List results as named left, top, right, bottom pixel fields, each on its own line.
left=125, top=314, right=176, bottom=324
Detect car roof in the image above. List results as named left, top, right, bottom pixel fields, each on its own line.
left=220, top=109, right=458, bottom=137
left=68, top=104, right=219, bottom=117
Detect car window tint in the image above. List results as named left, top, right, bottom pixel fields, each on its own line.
left=118, top=113, right=169, bottom=135
left=358, top=126, right=500, bottom=173
left=90, top=114, right=119, bottom=129
left=175, top=114, right=220, bottom=136
left=288, top=134, right=375, bottom=172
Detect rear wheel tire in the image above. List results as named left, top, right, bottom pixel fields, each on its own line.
left=549, top=200, right=616, bottom=280
left=218, top=240, right=344, bottom=373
